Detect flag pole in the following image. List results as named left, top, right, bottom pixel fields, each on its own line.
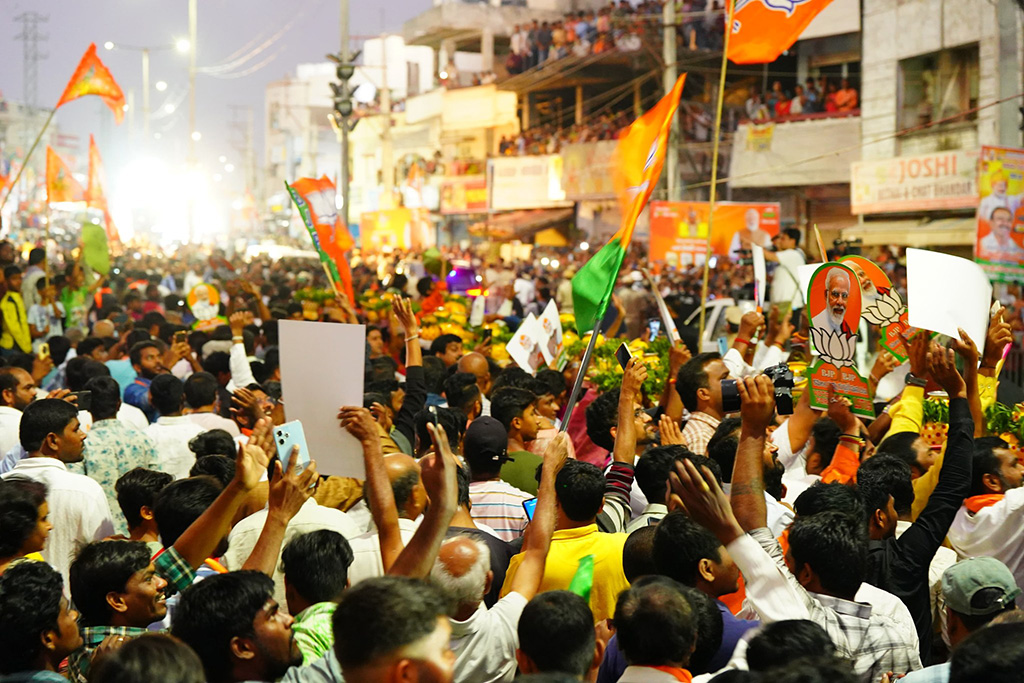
left=559, top=310, right=604, bottom=433
left=0, top=108, right=56, bottom=213
left=696, top=0, right=737, bottom=345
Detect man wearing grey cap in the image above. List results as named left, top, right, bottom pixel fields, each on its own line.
left=464, top=416, right=532, bottom=543
left=903, top=556, right=1020, bottom=683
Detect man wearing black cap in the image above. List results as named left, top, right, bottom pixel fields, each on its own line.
left=465, top=416, right=532, bottom=542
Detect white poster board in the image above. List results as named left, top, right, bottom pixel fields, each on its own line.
left=906, top=248, right=992, bottom=350
left=506, top=314, right=547, bottom=373
left=537, top=300, right=564, bottom=367
left=279, top=320, right=366, bottom=478
left=752, top=244, right=767, bottom=309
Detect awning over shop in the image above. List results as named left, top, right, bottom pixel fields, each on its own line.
left=469, top=208, right=574, bottom=241
left=841, top=216, right=976, bottom=247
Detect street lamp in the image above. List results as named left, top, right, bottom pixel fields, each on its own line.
left=176, top=38, right=191, bottom=54
left=103, top=40, right=188, bottom=140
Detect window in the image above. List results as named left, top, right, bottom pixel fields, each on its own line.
left=899, top=45, right=979, bottom=131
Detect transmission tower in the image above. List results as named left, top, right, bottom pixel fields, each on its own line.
left=14, top=12, right=49, bottom=111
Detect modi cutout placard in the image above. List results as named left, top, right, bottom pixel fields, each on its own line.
left=839, top=255, right=911, bottom=362
left=806, top=263, right=872, bottom=417
left=279, top=320, right=366, bottom=478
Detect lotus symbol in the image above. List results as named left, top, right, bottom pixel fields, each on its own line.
left=810, top=327, right=856, bottom=368
left=861, top=290, right=905, bottom=326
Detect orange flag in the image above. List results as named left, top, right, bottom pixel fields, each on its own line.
left=727, top=0, right=836, bottom=64
left=86, top=136, right=120, bottom=242
left=46, top=146, right=86, bottom=204
left=56, top=44, right=126, bottom=123
left=288, top=176, right=355, bottom=305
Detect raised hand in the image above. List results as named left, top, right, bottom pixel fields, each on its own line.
left=929, top=342, right=967, bottom=399
left=950, top=327, right=980, bottom=368
left=542, top=431, right=570, bottom=474
left=737, top=310, right=765, bottom=342
left=982, top=307, right=1013, bottom=370
left=667, top=341, right=692, bottom=375
left=869, top=351, right=900, bottom=385
left=621, top=356, right=648, bottom=401
left=659, top=414, right=684, bottom=446
left=420, top=422, right=458, bottom=512
left=230, top=311, right=253, bottom=337
left=737, top=375, right=775, bottom=434
left=235, top=417, right=272, bottom=491
left=392, top=297, right=419, bottom=336
left=338, top=406, right=380, bottom=445
left=899, top=330, right=930, bottom=380
left=826, top=384, right=859, bottom=434
left=668, top=458, right=743, bottom=545
left=267, top=445, right=319, bottom=522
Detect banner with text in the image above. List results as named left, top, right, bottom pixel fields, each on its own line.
left=488, top=155, right=573, bottom=211
left=561, top=141, right=618, bottom=200
left=850, top=150, right=978, bottom=214
left=975, top=145, right=1024, bottom=282
left=440, top=175, right=488, bottom=214
left=649, top=201, right=781, bottom=267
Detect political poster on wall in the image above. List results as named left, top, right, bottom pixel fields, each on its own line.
left=648, top=201, right=780, bottom=267
left=976, top=146, right=1024, bottom=283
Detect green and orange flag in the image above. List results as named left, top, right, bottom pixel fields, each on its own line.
left=572, top=75, right=686, bottom=333
left=285, top=176, right=356, bottom=307
left=56, top=43, right=125, bottom=123
left=46, top=146, right=85, bottom=204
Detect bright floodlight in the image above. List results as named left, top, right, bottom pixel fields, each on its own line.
left=176, top=38, right=191, bottom=53
left=164, top=104, right=176, bottom=114
left=191, top=131, right=202, bottom=141
left=580, top=241, right=590, bottom=251
left=155, top=81, right=168, bottom=92
left=218, top=155, right=227, bottom=163
left=224, top=164, right=235, bottom=173
left=104, top=41, right=115, bottom=51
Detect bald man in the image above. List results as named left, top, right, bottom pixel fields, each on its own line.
left=92, top=320, right=116, bottom=339
left=457, top=352, right=493, bottom=417
left=347, top=453, right=427, bottom=585
left=430, top=433, right=567, bottom=683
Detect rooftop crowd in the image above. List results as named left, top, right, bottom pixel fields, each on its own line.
left=0, top=233, right=1023, bottom=683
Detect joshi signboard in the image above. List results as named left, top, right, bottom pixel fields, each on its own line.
left=851, top=150, right=978, bottom=214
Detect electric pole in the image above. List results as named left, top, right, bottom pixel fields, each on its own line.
left=14, top=11, right=48, bottom=111
left=662, top=0, right=679, bottom=201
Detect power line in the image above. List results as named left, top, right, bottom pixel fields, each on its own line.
left=13, top=11, right=49, bottom=111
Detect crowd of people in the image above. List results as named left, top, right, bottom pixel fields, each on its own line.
left=2, top=235, right=1024, bottom=683
left=745, top=77, right=860, bottom=122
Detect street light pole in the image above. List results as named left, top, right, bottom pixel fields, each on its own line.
left=142, top=47, right=151, bottom=141
left=188, top=0, right=197, bottom=162
left=340, top=0, right=350, bottom=232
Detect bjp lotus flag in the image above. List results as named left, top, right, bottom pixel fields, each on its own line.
left=46, top=146, right=85, bottom=204
left=572, top=75, right=686, bottom=333
left=728, top=0, right=836, bottom=64
left=56, top=44, right=126, bottom=123
left=285, top=177, right=356, bottom=306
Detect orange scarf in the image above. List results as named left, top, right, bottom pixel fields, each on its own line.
left=649, top=667, right=693, bottom=682
left=964, top=494, right=1005, bottom=514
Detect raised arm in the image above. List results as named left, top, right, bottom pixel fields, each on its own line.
left=509, top=433, right=569, bottom=599
left=387, top=422, right=458, bottom=578
left=391, top=297, right=426, bottom=448
left=242, top=446, right=319, bottom=574
left=659, top=342, right=691, bottom=422
left=170, top=418, right=273, bottom=569
left=730, top=375, right=776, bottom=532
left=229, top=312, right=258, bottom=389
left=598, top=358, right=646, bottom=533
left=951, top=328, right=984, bottom=437
left=339, top=406, right=403, bottom=570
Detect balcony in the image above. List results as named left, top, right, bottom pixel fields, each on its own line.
left=729, top=112, right=861, bottom=188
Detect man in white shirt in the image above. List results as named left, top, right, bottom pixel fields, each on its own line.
left=947, top=440, right=1024, bottom=589
left=145, top=374, right=205, bottom=479
left=223, top=498, right=361, bottom=612
left=183, top=371, right=241, bottom=436
left=765, top=228, right=807, bottom=313
left=347, top=453, right=428, bottom=584
left=430, top=433, right=567, bottom=683
left=2, top=398, right=113, bottom=586
left=0, top=366, right=38, bottom=455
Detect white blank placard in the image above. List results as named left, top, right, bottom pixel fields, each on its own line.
left=279, top=320, right=366, bottom=479
left=906, top=248, right=991, bottom=349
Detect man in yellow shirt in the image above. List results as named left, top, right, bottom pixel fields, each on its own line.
left=501, top=458, right=629, bottom=623
left=0, top=266, right=31, bottom=355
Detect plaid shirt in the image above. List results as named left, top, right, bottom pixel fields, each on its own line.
left=732, top=528, right=922, bottom=682
left=680, top=412, right=720, bottom=456
left=66, top=547, right=197, bottom=683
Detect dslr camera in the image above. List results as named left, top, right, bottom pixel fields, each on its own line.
left=721, top=362, right=795, bottom=416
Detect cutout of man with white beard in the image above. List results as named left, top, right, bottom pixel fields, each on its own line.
left=811, top=267, right=852, bottom=336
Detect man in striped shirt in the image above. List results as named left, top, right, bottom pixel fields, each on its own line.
left=465, top=417, right=532, bottom=542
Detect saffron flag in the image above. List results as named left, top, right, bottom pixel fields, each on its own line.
left=572, top=75, right=686, bottom=333
left=285, top=177, right=356, bottom=306
left=86, top=136, right=120, bottom=243
left=46, top=146, right=85, bottom=204
left=56, top=44, right=126, bottom=124
left=727, top=0, right=836, bottom=64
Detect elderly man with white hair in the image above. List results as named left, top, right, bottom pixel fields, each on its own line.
left=811, top=267, right=853, bottom=336
left=429, top=433, right=568, bottom=683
